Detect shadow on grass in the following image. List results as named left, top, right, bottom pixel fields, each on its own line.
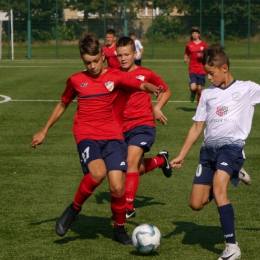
left=164, top=221, right=223, bottom=254
left=95, top=192, right=165, bottom=208
left=176, top=107, right=197, bottom=112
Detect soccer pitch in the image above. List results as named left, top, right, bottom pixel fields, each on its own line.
left=0, top=59, right=260, bottom=260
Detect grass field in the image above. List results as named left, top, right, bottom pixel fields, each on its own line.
left=1, top=58, right=260, bottom=260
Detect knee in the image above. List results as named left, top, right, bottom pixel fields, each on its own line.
left=109, top=183, right=124, bottom=197
left=189, top=200, right=204, bottom=211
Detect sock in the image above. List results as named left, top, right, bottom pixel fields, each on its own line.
left=73, top=174, right=101, bottom=211
left=143, top=156, right=165, bottom=173
left=218, top=204, right=236, bottom=244
left=111, top=193, right=127, bottom=228
left=124, top=172, right=140, bottom=210
left=197, top=92, right=201, bottom=103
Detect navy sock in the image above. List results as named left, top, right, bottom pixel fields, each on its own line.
left=218, top=204, right=236, bottom=244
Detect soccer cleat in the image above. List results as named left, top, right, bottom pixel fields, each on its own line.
left=158, top=150, right=172, bottom=178
left=55, top=204, right=79, bottom=237
left=218, top=243, right=241, bottom=260
left=239, top=167, right=251, bottom=185
left=113, top=227, right=133, bottom=245
left=126, top=208, right=136, bottom=219
left=190, top=92, right=196, bottom=102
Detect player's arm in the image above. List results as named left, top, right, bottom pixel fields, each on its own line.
left=139, top=46, right=144, bottom=59
left=183, top=54, right=189, bottom=63
left=140, top=83, right=163, bottom=101
left=30, top=100, right=69, bottom=148
left=170, top=121, right=204, bottom=169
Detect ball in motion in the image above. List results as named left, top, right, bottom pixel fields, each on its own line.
left=132, top=223, right=162, bottom=254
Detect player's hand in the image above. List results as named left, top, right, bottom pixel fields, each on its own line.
left=154, top=86, right=163, bottom=101
left=183, top=58, right=188, bottom=63
left=153, top=107, right=167, bottom=125
left=30, top=131, right=46, bottom=148
left=170, top=156, right=184, bottom=169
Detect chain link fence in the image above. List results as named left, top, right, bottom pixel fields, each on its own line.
left=0, top=0, right=260, bottom=59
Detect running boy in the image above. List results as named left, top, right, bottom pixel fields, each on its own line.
left=115, top=36, right=172, bottom=218
left=129, top=32, right=144, bottom=66
left=184, top=26, right=207, bottom=103
left=30, top=34, right=163, bottom=245
left=102, top=29, right=120, bottom=69
left=171, top=44, right=260, bottom=260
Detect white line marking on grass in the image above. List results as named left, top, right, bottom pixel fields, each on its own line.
left=0, top=95, right=11, bottom=103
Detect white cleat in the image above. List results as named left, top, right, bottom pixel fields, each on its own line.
left=239, top=167, right=251, bottom=185
left=218, top=242, right=241, bottom=260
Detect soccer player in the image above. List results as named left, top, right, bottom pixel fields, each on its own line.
left=102, top=29, right=120, bottom=69
left=184, top=26, right=208, bottom=103
left=170, top=44, right=260, bottom=260
left=129, top=32, right=144, bottom=66
left=30, top=34, right=163, bottom=245
left=115, top=36, right=172, bottom=218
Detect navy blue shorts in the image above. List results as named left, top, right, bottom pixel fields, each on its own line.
left=193, top=144, right=244, bottom=187
left=123, top=125, right=156, bottom=153
left=77, top=139, right=127, bottom=175
left=189, top=73, right=205, bottom=86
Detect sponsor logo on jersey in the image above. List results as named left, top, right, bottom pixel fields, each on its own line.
left=114, top=50, right=117, bottom=55
left=195, top=164, right=202, bottom=177
left=220, top=162, right=228, bottom=166
left=232, top=92, right=241, bottom=101
left=136, top=75, right=145, bottom=81
left=216, top=106, right=228, bottom=117
left=81, top=82, right=88, bottom=87
left=105, top=81, right=114, bottom=91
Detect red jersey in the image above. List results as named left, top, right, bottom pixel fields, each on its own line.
left=102, top=44, right=121, bottom=69
left=113, top=66, right=169, bottom=133
left=61, top=68, right=144, bottom=144
left=184, top=40, right=208, bottom=75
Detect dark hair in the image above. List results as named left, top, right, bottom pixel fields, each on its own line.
left=106, top=29, right=116, bottom=35
left=116, top=36, right=136, bottom=51
left=78, top=33, right=101, bottom=56
left=190, top=26, right=201, bottom=41
left=202, top=44, right=230, bottom=68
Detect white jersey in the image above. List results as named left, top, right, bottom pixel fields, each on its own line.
left=193, top=80, right=260, bottom=144
left=134, top=39, right=143, bottom=59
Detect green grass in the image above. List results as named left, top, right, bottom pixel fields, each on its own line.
left=1, top=59, right=260, bottom=259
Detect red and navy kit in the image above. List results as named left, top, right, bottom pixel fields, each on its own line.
left=61, top=68, right=144, bottom=144
left=185, top=41, right=208, bottom=75
left=102, top=44, right=121, bottom=69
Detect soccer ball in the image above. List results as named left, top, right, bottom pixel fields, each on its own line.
left=132, top=223, right=162, bottom=254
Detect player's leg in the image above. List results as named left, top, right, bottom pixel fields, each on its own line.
left=105, top=140, right=132, bottom=245
left=196, top=75, right=205, bottom=104
left=142, top=150, right=172, bottom=178
left=189, top=74, right=197, bottom=102
left=56, top=139, right=104, bottom=237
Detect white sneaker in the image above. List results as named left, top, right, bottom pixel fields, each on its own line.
left=218, top=242, right=241, bottom=260
left=239, top=167, right=251, bottom=185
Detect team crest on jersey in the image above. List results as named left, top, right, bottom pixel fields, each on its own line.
left=114, top=50, right=117, bottom=55
left=216, top=106, right=228, bottom=117
left=81, top=82, right=88, bottom=87
left=200, top=46, right=204, bottom=51
left=232, top=92, right=241, bottom=101
left=136, top=75, right=145, bottom=81
left=105, top=81, right=114, bottom=91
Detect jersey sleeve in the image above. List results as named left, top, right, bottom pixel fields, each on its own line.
left=148, top=70, right=168, bottom=91
left=117, top=71, right=144, bottom=90
left=61, top=77, right=77, bottom=103
left=248, top=81, right=260, bottom=105
left=184, top=44, right=190, bottom=56
left=192, top=90, right=207, bottom=122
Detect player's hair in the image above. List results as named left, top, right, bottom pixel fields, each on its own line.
left=106, top=29, right=116, bottom=35
left=78, top=33, right=101, bottom=56
left=116, top=36, right=136, bottom=51
left=202, top=44, right=230, bottom=68
left=190, top=26, right=201, bottom=41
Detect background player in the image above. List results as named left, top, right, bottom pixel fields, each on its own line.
left=129, top=32, right=144, bottom=66
left=171, top=44, right=260, bottom=260
left=115, top=36, right=172, bottom=218
left=102, top=29, right=120, bottom=69
left=184, top=26, right=207, bottom=103
left=30, top=34, right=163, bottom=246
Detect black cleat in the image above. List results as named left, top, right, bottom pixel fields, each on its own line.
left=158, top=150, right=172, bottom=178
left=113, top=227, right=133, bottom=245
left=126, top=208, right=136, bottom=219
left=55, top=204, right=79, bottom=237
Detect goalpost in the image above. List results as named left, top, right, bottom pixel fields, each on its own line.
left=0, top=10, right=14, bottom=60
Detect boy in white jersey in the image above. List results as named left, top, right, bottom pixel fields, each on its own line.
left=170, top=44, right=260, bottom=260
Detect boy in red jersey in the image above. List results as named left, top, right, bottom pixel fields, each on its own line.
left=30, top=34, right=163, bottom=245
left=102, top=29, right=121, bottom=69
left=184, top=26, right=208, bottom=103
left=114, top=36, right=172, bottom=218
